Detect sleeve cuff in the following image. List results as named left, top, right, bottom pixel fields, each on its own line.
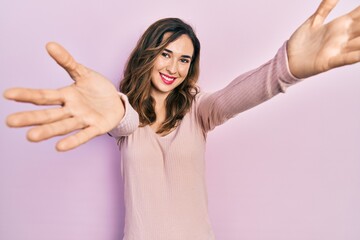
left=275, top=41, right=303, bottom=92
left=108, top=92, right=139, bottom=138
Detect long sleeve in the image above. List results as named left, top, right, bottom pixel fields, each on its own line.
left=196, top=41, right=302, bottom=133
left=108, top=92, right=139, bottom=137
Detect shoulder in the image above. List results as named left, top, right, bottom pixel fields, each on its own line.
left=192, top=90, right=212, bottom=107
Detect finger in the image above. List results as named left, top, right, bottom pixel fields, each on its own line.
left=56, top=126, right=100, bottom=151
left=349, top=20, right=360, bottom=40
left=6, top=107, right=70, bottom=127
left=4, top=88, right=63, bottom=105
left=349, top=5, right=360, bottom=21
left=329, top=51, right=360, bottom=69
left=46, top=42, right=89, bottom=81
left=346, top=37, right=360, bottom=52
left=313, top=0, right=339, bottom=25
left=27, top=117, right=85, bottom=142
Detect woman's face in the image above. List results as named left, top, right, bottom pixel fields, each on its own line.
left=150, top=33, right=194, bottom=100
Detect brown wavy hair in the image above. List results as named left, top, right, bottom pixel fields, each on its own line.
left=119, top=18, right=201, bottom=134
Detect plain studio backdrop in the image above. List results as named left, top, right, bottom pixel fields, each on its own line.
left=0, top=0, right=359, bottom=239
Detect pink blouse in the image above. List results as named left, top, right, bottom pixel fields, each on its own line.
left=109, top=42, right=301, bottom=240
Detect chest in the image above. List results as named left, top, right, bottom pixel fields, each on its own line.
left=119, top=113, right=206, bottom=174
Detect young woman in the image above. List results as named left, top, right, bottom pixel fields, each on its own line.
left=4, top=0, right=360, bottom=239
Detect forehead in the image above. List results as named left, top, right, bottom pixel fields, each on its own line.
left=163, top=33, right=194, bottom=56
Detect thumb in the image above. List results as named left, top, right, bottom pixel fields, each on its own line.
left=46, top=42, right=85, bottom=81
left=312, top=0, right=339, bottom=26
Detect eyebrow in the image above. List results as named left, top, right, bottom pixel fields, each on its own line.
left=164, top=48, right=192, bottom=59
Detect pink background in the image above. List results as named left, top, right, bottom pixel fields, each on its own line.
left=1, top=0, right=359, bottom=239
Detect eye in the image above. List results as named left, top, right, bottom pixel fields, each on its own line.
left=161, top=52, right=170, bottom=58
left=180, top=58, right=190, bottom=64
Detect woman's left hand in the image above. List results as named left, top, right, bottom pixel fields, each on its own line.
left=287, top=0, right=360, bottom=79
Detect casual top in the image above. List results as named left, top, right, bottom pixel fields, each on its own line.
left=109, top=42, right=301, bottom=240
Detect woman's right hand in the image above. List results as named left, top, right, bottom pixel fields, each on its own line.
left=4, top=42, right=125, bottom=151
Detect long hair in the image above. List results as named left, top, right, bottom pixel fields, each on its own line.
left=120, top=18, right=201, bottom=134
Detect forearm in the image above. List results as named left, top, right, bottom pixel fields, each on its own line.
left=197, top=41, right=302, bottom=132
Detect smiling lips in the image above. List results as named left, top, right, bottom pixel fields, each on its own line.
left=160, top=73, right=177, bottom=85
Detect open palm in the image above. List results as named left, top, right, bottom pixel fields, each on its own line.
left=4, top=43, right=124, bottom=151
left=288, top=0, right=360, bottom=78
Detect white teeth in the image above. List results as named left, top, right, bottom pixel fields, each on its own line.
left=161, top=73, right=175, bottom=81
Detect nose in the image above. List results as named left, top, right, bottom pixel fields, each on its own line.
left=166, top=59, right=177, bottom=75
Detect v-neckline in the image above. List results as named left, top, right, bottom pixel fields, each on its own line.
left=147, top=125, right=178, bottom=139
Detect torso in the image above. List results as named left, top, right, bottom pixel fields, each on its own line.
left=119, top=93, right=216, bottom=239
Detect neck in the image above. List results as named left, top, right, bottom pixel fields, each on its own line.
left=151, top=92, right=168, bottom=126
left=151, top=90, right=169, bottom=109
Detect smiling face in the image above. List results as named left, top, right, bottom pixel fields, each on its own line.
left=150, top=33, right=194, bottom=101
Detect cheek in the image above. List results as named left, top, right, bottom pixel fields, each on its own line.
left=151, top=60, right=163, bottom=78
left=153, top=58, right=167, bottom=71
left=179, top=65, right=191, bottom=78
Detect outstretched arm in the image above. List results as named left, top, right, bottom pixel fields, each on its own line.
left=288, top=0, right=360, bottom=78
left=4, top=43, right=125, bottom=151
left=197, top=0, right=359, bottom=133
